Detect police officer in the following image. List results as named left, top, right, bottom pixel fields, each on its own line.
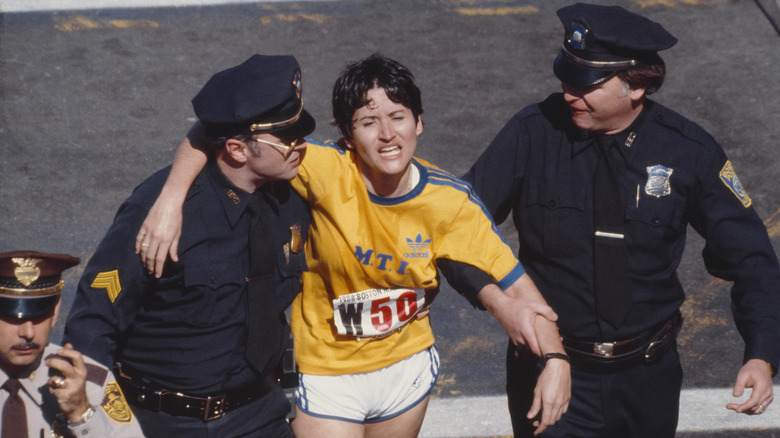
left=0, top=250, right=144, bottom=438
left=64, top=54, right=313, bottom=437
left=448, top=3, right=780, bottom=437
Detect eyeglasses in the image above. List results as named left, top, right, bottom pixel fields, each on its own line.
left=253, top=137, right=302, bottom=159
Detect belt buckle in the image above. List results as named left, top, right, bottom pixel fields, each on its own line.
left=593, top=342, right=615, bottom=357
left=203, top=394, right=226, bottom=421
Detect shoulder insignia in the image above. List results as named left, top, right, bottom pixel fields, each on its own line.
left=85, top=363, right=109, bottom=386
left=101, top=381, right=134, bottom=423
left=91, top=270, right=122, bottom=303
left=719, top=161, right=752, bottom=207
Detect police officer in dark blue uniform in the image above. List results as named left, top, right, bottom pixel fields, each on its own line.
left=64, top=54, right=314, bottom=437
left=445, top=3, right=780, bottom=437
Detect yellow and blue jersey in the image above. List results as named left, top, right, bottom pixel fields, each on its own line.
left=291, top=138, right=524, bottom=375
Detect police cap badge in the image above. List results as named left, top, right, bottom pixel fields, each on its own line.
left=553, top=3, right=677, bottom=87
left=0, top=251, right=80, bottom=319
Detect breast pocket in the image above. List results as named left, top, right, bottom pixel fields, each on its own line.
left=625, top=196, right=686, bottom=274
left=524, top=181, right=588, bottom=257
left=180, top=261, right=245, bottom=326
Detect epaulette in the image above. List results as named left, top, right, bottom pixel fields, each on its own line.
left=85, top=363, right=109, bottom=386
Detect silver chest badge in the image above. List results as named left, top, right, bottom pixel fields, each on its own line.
left=645, top=165, right=673, bottom=197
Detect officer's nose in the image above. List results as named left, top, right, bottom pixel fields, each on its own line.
left=17, top=320, right=35, bottom=340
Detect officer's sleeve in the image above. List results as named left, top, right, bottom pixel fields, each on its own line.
left=64, top=182, right=158, bottom=368
left=690, top=151, right=780, bottom=375
left=463, top=114, right=525, bottom=224
left=72, top=364, right=146, bottom=437
left=437, top=258, right=495, bottom=310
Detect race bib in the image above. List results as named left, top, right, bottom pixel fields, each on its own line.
left=332, top=288, right=426, bottom=338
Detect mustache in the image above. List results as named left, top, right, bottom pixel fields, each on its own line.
left=12, top=340, right=39, bottom=349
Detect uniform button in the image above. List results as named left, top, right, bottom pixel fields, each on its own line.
left=210, top=277, right=218, bottom=284
left=548, top=200, right=557, bottom=208
left=652, top=218, right=661, bottom=225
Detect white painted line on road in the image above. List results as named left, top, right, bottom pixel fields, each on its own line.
left=420, top=386, right=780, bottom=437
left=1, top=0, right=331, bottom=13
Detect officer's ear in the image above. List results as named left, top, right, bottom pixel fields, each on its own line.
left=628, top=86, right=646, bottom=103
left=224, top=138, right=250, bottom=164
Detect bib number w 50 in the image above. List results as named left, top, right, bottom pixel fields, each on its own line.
left=332, top=288, right=426, bottom=338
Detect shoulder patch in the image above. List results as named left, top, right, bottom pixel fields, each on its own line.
left=91, top=270, right=122, bottom=303
left=719, top=161, right=752, bottom=208
left=101, top=381, right=134, bottom=424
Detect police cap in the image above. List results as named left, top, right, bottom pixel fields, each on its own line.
left=192, top=54, right=316, bottom=139
left=0, top=251, right=80, bottom=320
left=553, top=3, right=677, bottom=87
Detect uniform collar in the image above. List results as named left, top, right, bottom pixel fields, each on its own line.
left=571, top=101, right=651, bottom=159
left=205, top=161, right=253, bottom=228
left=0, top=343, right=56, bottom=406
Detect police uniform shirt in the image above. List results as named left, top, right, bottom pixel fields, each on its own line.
left=65, top=160, right=307, bottom=394
left=0, top=343, right=144, bottom=438
left=463, top=94, right=780, bottom=369
left=290, top=139, right=524, bottom=376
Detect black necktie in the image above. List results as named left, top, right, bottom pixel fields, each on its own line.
left=593, top=135, right=632, bottom=328
left=244, top=192, right=285, bottom=378
left=2, top=379, right=28, bottom=438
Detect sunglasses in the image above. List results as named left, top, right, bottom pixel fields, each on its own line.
left=253, top=137, right=302, bottom=159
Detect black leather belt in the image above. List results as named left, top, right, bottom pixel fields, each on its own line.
left=562, top=311, right=683, bottom=372
left=115, top=363, right=277, bottom=421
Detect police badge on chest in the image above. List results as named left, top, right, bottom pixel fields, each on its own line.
left=645, top=165, right=673, bottom=197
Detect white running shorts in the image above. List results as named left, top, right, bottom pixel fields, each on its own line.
left=295, top=345, right=440, bottom=423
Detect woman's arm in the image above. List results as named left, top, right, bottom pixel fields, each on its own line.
left=135, top=123, right=209, bottom=277
left=527, top=315, right=570, bottom=435
left=481, top=275, right=570, bottom=435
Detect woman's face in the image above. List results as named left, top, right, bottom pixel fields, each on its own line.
left=346, top=87, right=423, bottom=192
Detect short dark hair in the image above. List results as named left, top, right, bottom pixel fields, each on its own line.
left=332, top=54, right=424, bottom=140
left=617, top=62, right=666, bottom=95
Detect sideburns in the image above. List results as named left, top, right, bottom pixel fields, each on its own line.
left=618, top=80, right=631, bottom=98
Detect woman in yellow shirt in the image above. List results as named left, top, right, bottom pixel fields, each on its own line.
left=135, top=54, right=569, bottom=438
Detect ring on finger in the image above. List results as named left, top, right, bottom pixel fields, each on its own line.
left=757, top=404, right=765, bottom=414
left=51, top=375, right=66, bottom=389
left=141, top=243, right=150, bottom=248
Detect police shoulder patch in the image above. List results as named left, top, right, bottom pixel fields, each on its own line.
left=91, top=270, right=122, bottom=303
left=101, top=381, right=134, bottom=423
left=719, top=161, right=752, bottom=208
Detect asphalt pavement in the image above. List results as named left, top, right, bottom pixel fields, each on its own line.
left=1, top=0, right=779, bottom=436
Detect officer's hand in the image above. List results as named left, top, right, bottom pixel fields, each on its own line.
left=527, top=355, right=570, bottom=435
left=726, top=358, right=774, bottom=415
left=46, top=343, right=91, bottom=423
left=135, top=193, right=183, bottom=278
left=479, top=284, right=556, bottom=356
